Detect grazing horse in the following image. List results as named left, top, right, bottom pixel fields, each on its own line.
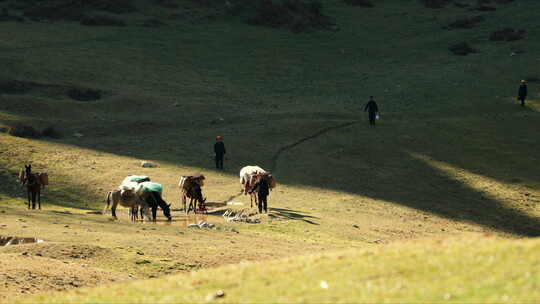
left=139, top=190, right=172, bottom=221
left=104, top=189, right=150, bottom=221
left=19, top=164, right=47, bottom=210
left=183, top=183, right=206, bottom=214
left=179, top=174, right=206, bottom=214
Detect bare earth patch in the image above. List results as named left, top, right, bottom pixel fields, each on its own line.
left=0, top=254, right=129, bottom=300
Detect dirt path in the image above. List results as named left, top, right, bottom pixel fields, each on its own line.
left=224, top=120, right=358, bottom=203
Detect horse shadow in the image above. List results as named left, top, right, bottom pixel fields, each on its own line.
left=268, top=207, right=320, bottom=225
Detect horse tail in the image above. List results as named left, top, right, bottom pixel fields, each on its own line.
left=19, top=170, right=26, bottom=185
left=104, top=191, right=112, bottom=214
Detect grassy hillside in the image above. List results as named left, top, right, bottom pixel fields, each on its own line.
left=22, top=235, right=540, bottom=303
left=1, top=0, right=540, bottom=301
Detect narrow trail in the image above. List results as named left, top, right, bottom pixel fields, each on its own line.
left=224, top=120, right=358, bottom=203
left=268, top=120, right=358, bottom=172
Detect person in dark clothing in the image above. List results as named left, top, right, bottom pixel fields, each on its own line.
left=254, top=177, right=270, bottom=213
left=518, top=80, right=528, bottom=107
left=214, top=136, right=226, bottom=169
left=364, top=96, right=379, bottom=126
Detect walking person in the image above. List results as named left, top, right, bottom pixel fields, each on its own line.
left=518, top=80, right=528, bottom=107
left=214, top=136, right=226, bottom=170
left=364, top=96, right=379, bottom=126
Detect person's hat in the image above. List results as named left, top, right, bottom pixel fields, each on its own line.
left=521, top=79, right=527, bottom=83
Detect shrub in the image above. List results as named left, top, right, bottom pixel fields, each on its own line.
left=7, top=124, right=41, bottom=138
left=344, top=0, right=374, bottom=7
left=67, top=88, right=102, bottom=101
left=41, top=126, right=62, bottom=139
left=247, top=0, right=333, bottom=33
left=421, top=0, right=451, bottom=9
left=489, top=28, right=526, bottom=41
left=80, top=14, right=126, bottom=26
left=446, top=15, right=484, bottom=30
left=449, top=42, right=476, bottom=56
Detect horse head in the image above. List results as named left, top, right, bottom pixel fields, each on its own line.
left=161, top=201, right=172, bottom=221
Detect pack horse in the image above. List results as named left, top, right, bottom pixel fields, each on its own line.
left=239, top=165, right=276, bottom=211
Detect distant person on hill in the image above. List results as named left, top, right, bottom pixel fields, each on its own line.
left=518, top=80, right=528, bottom=107
left=214, top=136, right=226, bottom=170
left=364, top=96, right=379, bottom=126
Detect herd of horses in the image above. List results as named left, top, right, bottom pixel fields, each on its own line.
left=19, top=164, right=276, bottom=222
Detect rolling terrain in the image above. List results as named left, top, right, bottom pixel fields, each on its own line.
left=1, top=0, right=539, bottom=302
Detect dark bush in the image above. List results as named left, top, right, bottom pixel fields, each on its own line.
left=446, top=15, right=484, bottom=29
left=7, top=124, right=41, bottom=138
left=80, top=14, right=126, bottom=26
left=449, top=42, right=476, bottom=55
left=41, top=126, right=62, bottom=139
left=142, top=18, right=167, bottom=27
left=489, top=28, right=526, bottom=41
left=67, top=88, right=102, bottom=101
left=344, top=0, right=374, bottom=7
left=247, top=0, right=333, bottom=33
left=421, top=0, right=451, bottom=8
left=23, top=0, right=135, bottom=22
left=0, top=80, right=31, bottom=94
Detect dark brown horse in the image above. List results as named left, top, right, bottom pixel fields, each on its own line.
left=183, top=183, right=206, bottom=214
left=19, top=164, right=48, bottom=210
left=179, top=174, right=206, bottom=214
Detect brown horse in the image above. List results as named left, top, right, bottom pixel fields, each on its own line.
left=179, top=174, right=207, bottom=214
left=183, top=183, right=206, bottom=214
left=19, top=164, right=48, bottom=210
left=104, top=189, right=149, bottom=221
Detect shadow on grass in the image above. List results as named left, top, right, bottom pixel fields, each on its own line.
left=1, top=104, right=540, bottom=236
left=269, top=207, right=320, bottom=225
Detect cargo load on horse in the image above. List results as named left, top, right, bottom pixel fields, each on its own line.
left=178, top=173, right=206, bottom=213
left=119, top=175, right=150, bottom=191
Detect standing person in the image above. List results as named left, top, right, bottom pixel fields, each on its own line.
left=214, top=136, right=226, bottom=170
left=255, top=176, right=270, bottom=213
left=364, top=96, right=379, bottom=126
left=518, top=80, right=528, bottom=107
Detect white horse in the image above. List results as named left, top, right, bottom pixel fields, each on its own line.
left=239, top=166, right=267, bottom=208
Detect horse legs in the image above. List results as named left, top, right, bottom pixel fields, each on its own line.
left=111, top=205, right=118, bottom=219
left=152, top=206, right=157, bottom=222
left=31, top=191, right=37, bottom=210
left=27, top=189, right=31, bottom=209
left=250, top=193, right=257, bottom=209
left=130, top=206, right=137, bottom=221
left=37, top=190, right=41, bottom=210
left=182, top=195, right=187, bottom=213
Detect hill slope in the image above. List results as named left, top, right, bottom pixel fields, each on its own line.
left=1, top=0, right=539, bottom=301
left=22, top=235, right=540, bottom=303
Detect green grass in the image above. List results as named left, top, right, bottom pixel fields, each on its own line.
left=1, top=0, right=540, bottom=301
left=23, top=235, right=540, bottom=303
